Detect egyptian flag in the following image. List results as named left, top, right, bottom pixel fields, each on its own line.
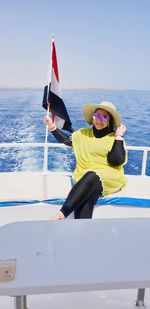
left=42, top=38, right=73, bottom=133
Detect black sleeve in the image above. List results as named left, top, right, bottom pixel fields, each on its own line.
left=107, top=140, right=126, bottom=166
left=51, top=129, right=72, bottom=146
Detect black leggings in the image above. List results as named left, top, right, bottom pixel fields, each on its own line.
left=60, top=171, right=103, bottom=219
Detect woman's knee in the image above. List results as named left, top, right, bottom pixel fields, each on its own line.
left=84, top=171, right=102, bottom=192
left=82, top=171, right=100, bottom=185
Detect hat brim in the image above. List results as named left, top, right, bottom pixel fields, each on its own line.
left=83, top=104, right=121, bottom=128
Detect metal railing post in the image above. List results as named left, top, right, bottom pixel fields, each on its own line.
left=135, top=288, right=145, bottom=307
left=14, top=295, right=28, bottom=309
left=141, top=150, right=148, bottom=176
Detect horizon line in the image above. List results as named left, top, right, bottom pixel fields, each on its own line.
left=0, top=86, right=150, bottom=92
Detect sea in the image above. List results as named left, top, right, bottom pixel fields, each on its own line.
left=0, top=88, right=150, bottom=175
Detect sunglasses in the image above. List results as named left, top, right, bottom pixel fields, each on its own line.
left=92, top=113, right=109, bottom=122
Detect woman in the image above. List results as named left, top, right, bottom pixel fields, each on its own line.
left=44, top=101, right=127, bottom=220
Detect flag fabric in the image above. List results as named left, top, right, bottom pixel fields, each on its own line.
left=42, top=38, right=73, bottom=133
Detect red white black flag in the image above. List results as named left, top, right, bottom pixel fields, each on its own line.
left=42, top=38, right=73, bottom=133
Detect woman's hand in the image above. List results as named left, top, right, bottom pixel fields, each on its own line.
left=44, top=116, right=57, bottom=131
left=115, top=124, right=126, bottom=139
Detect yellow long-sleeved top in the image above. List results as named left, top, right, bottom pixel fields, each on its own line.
left=72, top=128, right=127, bottom=196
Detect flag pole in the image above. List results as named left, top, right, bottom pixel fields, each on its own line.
left=43, top=36, right=54, bottom=199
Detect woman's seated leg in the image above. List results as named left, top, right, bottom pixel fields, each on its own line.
left=49, top=171, right=103, bottom=220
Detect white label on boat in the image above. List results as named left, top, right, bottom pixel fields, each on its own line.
left=0, top=259, right=16, bottom=281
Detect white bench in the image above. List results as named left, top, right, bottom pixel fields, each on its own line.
left=0, top=218, right=149, bottom=308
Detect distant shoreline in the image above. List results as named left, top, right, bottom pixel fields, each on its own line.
left=0, top=87, right=150, bottom=92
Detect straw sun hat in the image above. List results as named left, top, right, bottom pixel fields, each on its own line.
left=83, top=101, right=121, bottom=128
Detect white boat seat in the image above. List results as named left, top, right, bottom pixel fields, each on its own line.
left=96, top=175, right=150, bottom=207
left=0, top=173, right=150, bottom=208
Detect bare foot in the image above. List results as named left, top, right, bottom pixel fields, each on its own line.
left=49, top=211, right=65, bottom=221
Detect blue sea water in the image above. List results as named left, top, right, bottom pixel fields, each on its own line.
left=0, top=88, right=150, bottom=175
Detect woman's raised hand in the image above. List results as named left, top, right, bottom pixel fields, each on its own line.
left=115, top=124, right=126, bottom=138
left=44, top=116, right=57, bottom=131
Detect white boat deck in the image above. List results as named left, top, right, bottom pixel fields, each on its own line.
left=0, top=143, right=150, bottom=308
left=0, top=172, right=150, bottom=227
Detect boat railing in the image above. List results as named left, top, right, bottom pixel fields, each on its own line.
left=0, top=142, right=150, bottom=176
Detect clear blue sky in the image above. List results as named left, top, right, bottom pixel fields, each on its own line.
left=1, top=0, right=150, bottom=90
